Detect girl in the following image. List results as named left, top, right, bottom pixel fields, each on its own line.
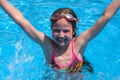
left=0, top=0, right=120, bottom=74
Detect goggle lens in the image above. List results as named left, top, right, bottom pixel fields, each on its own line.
left=51, top=14, right=78, bottom=22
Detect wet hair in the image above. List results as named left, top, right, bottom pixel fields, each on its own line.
left=50, top=8, right=78, bottom=37
left=82, top=57, right=94, bottom=73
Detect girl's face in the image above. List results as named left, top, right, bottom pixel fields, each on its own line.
left=52, top=18, right=74, bottom=47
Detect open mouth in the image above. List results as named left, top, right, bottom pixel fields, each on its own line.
left=56, top=38, right=67, bottom=43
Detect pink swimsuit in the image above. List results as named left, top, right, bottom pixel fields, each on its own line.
left=49, top=40, right=83, bottom=73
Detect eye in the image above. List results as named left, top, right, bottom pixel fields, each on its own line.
left=53, top=29, right=60, bottom=33
left=63, top=30, right=70, bottom=33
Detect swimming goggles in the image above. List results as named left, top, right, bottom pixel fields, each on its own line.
left=50, top=14, right=78, bottom=22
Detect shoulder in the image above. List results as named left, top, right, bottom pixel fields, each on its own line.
left=41, top=38, right=55, bottom=61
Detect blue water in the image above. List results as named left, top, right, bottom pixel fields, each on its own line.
left=0, top=0, right=120, bottom=80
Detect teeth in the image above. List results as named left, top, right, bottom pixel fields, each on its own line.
left=58, top=39, right=64, bottom=42
left=57, top=38, right=64, bottom=42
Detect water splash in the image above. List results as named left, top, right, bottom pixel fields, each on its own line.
left=6, top=39, right=22, bottom=80
left=6, top=38, right=34, bottom=80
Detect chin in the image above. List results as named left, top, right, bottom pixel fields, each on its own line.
left=57, top=42, right=69, bottom=48
left=59, top=44, right=66, bottom=47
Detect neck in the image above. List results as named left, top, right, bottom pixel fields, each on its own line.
left=57, top=44, right=69, bottom=52
left=55, top=41, right=72, bottom=56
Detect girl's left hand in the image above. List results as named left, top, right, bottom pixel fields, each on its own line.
left=116, top=0, right=120, bottom=8
left=0, top=0, right=7, bottom=5
left=119, top=0, right=120, bottom=8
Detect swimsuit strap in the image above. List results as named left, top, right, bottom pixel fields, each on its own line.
left=50, top=40, right=83, bottom=73
left=50, top=40, right=73, bottom=64
left=71, top=39, right=83, bottom=62
left=50, top=40, right=75, bottom=69
left=49, top=44, right=56, bottom=64
left=71, top=39, right=75, bottom=56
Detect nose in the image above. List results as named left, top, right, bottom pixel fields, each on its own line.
left=58, top=31, right=65, bottom=38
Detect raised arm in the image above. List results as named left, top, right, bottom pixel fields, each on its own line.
left=76, top=0, right=120, bottom=48
left=87, top=0, right=120, bottom=40
left=0, top=0, right=51, bottom=47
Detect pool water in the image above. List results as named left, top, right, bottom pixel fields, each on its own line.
left=0, top=0, right=120, bottom=80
